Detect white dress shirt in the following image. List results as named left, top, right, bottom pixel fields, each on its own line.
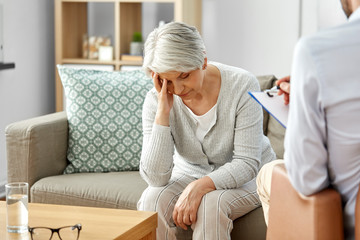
left=284, top=7, right=360, bottom=239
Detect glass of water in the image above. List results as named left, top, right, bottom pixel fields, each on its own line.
left=5, top=182, right=29, bottom=233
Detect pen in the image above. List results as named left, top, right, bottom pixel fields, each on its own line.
left=264, top=85, right=280, bottom=93
left=264, top=85, right=280, bottom=97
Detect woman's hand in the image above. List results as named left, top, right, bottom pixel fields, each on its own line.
left=153, top=72, right=174, bottom=126
left=276, top=76, right=291, bottom=105
left=172, top=176, right=216, bottom=230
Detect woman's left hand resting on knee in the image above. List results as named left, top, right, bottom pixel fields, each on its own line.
left=173, top=176, right=215, bottom=230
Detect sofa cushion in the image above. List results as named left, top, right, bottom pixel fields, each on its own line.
left=231, top=207, right=266, bottom=240
left=30, top=172, right=266, bottom=239
left=31, top=171, right=147, bottom=210
left=267, top=116, right=286, bottom=159
left=57, top=66, right=153, bottom=173
left=255, top=75, right=277, bottom=135
left=253, top=75, right=285, bottom=159
left=265, top=80, right=286, bottom=159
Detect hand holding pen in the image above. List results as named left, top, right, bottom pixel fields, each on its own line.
left=274, top=76, right=291, bottom=105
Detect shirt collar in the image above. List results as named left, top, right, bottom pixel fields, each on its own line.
left=349, top=6, right=360, bottom=22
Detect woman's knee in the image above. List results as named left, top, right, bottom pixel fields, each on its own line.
left=198, top=191, right=230, bottom=216
left=138, top=186, right=164, bottom=211
left=138, top=185, right=179, bottom=214
left=198, top=187, right=260, bottom=220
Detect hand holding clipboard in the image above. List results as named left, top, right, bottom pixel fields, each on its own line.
left=249, top=76, right=291, bottom=128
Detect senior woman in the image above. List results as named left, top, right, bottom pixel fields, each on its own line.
left=137, top=22, right=276, bottom=240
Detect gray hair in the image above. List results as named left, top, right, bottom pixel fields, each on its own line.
left=142, top=22, right=206, bottom=76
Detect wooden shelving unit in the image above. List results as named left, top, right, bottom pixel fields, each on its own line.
left=55, top=0, right=202, bottom=111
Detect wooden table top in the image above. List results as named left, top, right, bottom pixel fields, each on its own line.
left=0, top=201, right=157, bottom=240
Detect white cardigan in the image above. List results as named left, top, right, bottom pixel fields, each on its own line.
left=140, top=62, right=276, bottom=189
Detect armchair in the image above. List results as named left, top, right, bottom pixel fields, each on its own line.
left=266, top=164, right=346, bottom=240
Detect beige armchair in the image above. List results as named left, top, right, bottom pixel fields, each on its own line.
left=266, top=164, right=360, bottom=240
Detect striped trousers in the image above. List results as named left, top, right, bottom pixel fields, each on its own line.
left=137, top=173, right=260, bottom=240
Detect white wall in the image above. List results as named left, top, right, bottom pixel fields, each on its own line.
left=0, top=0, right=55, bottom=197
left=203, top=0, right=347, bottom=78
left=302, top=0, right=347, bottom=36
left=317, top=0, right=347, bottom=30
left=88, top=3, right=115, bottom=44
left=142, top=3, right=174, bottom=40
left=203, top=0, right=300, bottom=78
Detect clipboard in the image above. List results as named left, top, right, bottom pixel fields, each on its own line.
left=248, top=91, right=289, bottom=128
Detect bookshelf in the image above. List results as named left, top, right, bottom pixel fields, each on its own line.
left=55, top=0, right=202, bottom=111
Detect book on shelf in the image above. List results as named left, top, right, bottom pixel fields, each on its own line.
left=62, top=64, right=114, bottom=71
left=120, top=65, right=143, bottom=71
left=121, top=54, right=143, bottom=61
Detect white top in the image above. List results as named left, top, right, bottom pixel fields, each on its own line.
left=140, top=62, right=275, bottom=190
left=284, top=7, right=360, bottom=239
left=185, top=103, right=217, bottom=143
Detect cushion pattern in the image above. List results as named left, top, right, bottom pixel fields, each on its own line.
left=57, top=66, right=153, bottom=173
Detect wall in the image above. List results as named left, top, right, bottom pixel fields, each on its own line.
left=88, top=3, right=115, bottom=45
left=203, top=0, right=347, bottom=78
left=142, top=3, right=174, bottom=40
left=203, top=0, right=300, bottom=78
left=0, top=0, right=55, bottom=197
left=317, top=0, right=347, bottom=30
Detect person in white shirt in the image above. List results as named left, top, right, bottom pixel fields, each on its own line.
left=256, top=0, right=360, bottom=238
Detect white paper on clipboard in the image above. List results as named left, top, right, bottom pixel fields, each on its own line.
left=248, top=91, right=289, bottom=128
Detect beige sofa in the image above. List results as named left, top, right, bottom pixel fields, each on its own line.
left=6, top=75, right=285, bottom=239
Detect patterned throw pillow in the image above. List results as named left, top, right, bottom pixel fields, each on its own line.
left=57, top=66, right=153, bottom=173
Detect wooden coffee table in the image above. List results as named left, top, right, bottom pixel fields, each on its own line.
left=0, top=201, right=157, bottom=240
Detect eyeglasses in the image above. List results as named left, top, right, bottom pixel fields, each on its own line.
left=28, top=224, right=82, bottom=240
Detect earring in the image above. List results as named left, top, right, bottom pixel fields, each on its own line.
left=203, top=65, right=207, bottom=70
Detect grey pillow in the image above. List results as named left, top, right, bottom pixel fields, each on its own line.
left=57, top=66, right=153, bottom=173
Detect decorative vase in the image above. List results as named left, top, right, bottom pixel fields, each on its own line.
left=130, top=42, right=143, bottom=56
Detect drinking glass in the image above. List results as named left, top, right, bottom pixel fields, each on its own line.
left=5, top=182, right=29, bottom=233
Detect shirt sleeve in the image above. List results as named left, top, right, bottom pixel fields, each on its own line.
left=139, top=90, right=175, bottom=187
left=207, top=74, right=265, bottom=189
left=284, top=38, right=330, bottom=196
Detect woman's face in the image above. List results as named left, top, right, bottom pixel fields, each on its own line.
left=158, top=68, right=205, bottom=100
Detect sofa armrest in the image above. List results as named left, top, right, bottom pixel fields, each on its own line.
left=6, top=112, right=68, bottom=189
left=267, top=164, right=344, bottom=240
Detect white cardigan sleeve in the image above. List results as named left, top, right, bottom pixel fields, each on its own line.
left=139, top=89, right=175, bottom=187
